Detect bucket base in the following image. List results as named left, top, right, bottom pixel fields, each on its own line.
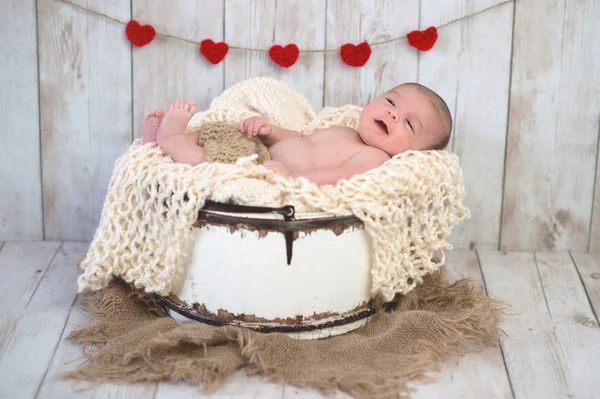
left=166, top=308, right=375, bottom=340
left=161, top=295, right=376, bottom=340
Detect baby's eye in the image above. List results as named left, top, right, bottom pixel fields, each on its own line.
left=406, top=119, right=414, bottom=132
left=386, top=98, right=395, bottom=106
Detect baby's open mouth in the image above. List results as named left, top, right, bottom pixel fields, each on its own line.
left=375, top=120, right=388, bottom=134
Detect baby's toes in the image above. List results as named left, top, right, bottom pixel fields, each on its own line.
left=189, top=102, right=197, bottom=114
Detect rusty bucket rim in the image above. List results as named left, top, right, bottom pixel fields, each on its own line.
left=159, top=295, right=377, bottom=334
left=198, top=200, right=363, bottom=232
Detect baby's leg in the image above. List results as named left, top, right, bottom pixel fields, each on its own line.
left=142, top=109, right=164, bottom=144
left=156, top=101, right=205, bottom=165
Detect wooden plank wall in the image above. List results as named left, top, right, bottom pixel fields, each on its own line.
left=419, top=0, right=513, bottom=249
left=2, top=0, right=599, bottom=253
left=501, top=0, right=600, bottom=252
left=0, top=1, right=43, bottom=240
left=38, top=0, right=132, bottom=240
left=225, top=0, right=327, bottom=112
left=132, top=0, right=225, bottom=140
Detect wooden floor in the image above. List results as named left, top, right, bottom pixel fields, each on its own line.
left=0, top=241, right=599, bottom=399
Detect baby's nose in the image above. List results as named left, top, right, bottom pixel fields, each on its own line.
left=387, top=109, right=398, bottom=121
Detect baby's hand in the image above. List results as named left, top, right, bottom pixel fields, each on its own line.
left=263, top=160, right=291, bottom=177
left=240, top=116, right=272, bottom=139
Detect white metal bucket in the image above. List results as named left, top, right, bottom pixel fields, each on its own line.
left=164, top=201, right=375, bottom=339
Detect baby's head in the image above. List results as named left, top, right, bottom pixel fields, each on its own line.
left=357, top=83, right=452, bottom=156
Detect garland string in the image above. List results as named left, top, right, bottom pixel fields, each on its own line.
left=55, top=0, right=513, bottom=53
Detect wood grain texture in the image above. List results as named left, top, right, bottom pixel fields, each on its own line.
left=224, top=0, right=326, bottom=112
left=570, top=252, right=600, bottom=321
left=132, top=0, right=224, bottom=140
left=0, top=1, right=43, bottom=240
left=591, top=147, right=600, bottom=251
left=38, top=295, right=159, bottom=399
left=501, top=0, right=600, bottom=251
left=419, top=0, right=513, bottom=250
left=38, top=0, right=132, bottom=241
left=0, top=241, right=62, bottom=397
left=413, top=250, right=512, bottom=399
left=282, top=387, right=350, bottom=399
left=324, top=0, right=418, bottom=108
left=0, top=241, right=61, bottom=356
left=156, top=371, right=284, bottom=399
left=0, top=242, right=87, bottom=399
left=479, top=251, right=600, bottom=398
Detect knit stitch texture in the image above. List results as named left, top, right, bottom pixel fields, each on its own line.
left=77, top=77, right=470, bottom=302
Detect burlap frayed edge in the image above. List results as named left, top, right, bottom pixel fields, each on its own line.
left=58, top=269, right=508, bottom=399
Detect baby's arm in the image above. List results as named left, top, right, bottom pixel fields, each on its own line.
left=291, top=150, right=390, bottom=185
left=240, top=116, right=301, bottom=147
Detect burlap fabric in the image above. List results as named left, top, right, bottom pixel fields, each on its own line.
left=61, top=267, right=504, bottom=398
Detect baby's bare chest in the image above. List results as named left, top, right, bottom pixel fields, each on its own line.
left=311, top=127, right=362, bottom=153
left=270, top=127, right=367, bottom=170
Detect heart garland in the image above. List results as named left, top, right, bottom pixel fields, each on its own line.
left=200, top=39, right=229, bottom=64
left=268, top=44, right=299, bottom=68
left=407, top=27, right=438, bottom=51
left=125, top=20, right=155, bottom=47
left=340, top=42, right=371, bottom=67
left=124, top=21, right=439, bottom=66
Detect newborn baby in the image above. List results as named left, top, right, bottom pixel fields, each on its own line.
left=142, top=83, right=452, bottom=185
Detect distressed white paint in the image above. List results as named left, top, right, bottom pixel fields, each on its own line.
left=156, top=370, right=284, bottom=399
left=419, top=0, right=513, bottom=250
left=174, top=212, right=371, bottom=334
left=0, top=242, right=86, bottom=399
left=132, top=0, right=224, bottom=141
left=0, top=241, right=61, bottom=363
left=3, top=0, right=600, bottom=249
left=224, top=0, right=326, bottom=112
left=570, top=252, right=600, bottom=317
left=479, top=251, right=600, bottom=399
left=591, top=153, right=600, bottom=251
left=501, top=0, right=600, bottom=251
left=324, top=0, right=419, bottom=107
left=0, top=1, right=43, bottom=240
left=38, top=0, right=133, bottom=241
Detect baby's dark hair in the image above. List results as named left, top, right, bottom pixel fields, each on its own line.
left=399, top=82, right=452, bottom=150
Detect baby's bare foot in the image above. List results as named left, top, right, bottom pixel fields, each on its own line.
left=142, top=109, right=164, bottom=144
left=156, top=101, right=197, bottom=143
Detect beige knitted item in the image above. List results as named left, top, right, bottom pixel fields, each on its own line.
left=78, top=77, right=470, bottom=301
left=194, top=122, right=271, bottom=164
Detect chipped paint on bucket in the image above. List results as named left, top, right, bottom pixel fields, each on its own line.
left=165, top=202, right=376, bottom=339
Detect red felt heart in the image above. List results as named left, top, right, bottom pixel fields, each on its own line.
left=340, top=42, right=371, bottom=67
left=269, top=44, right=299, bottom=68
left=407, top=26, right=438, bottom=51
left=200, top=39, right=229, bottom=64
left=125, top=20, right=156, bottom=47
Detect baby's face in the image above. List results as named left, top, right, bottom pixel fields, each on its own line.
left=357, top=85, right=442, bottom=156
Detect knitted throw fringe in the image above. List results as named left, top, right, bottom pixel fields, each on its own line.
left=77, top=77, right=470, bottom=301
left=60, top=268, right=505, bottom=399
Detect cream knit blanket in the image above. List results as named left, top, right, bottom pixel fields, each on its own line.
left=78, top=77, right=470, bottom=302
